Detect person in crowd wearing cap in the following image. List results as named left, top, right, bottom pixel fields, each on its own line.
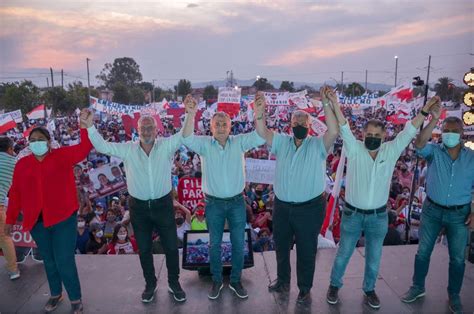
left=182, top=104, right=267, bottom=300
left=86, top=223, right=107, bottom=255
left=401, top=115, right=474, bottom=313
left=4, top=109, right=93, bottom=314
left=81, top=95, right=197, bottom=303
left=191, top=202, right=207, bottom=231
left=326, top=91, right=441, bottom=309
left=0, top=136, right=20, bottom=280
left=254, top=88, right=339, bottom=304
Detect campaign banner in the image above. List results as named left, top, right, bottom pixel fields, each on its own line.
left=76, top=163, right=127, bottom=199
left=12, top=223, right=36, bottom=248
left=0, top=109, right=23, bottom=123
left=289, top=90, right=311, bottom=109
left=310, top=116, right=328, bottom=136
left=177, top=177, right=204, bottom=211
left=264, top=92, right=289, bottom=106
left=218, top=87, right=241, bottom=118
left=90, top=96, right=159, bottom=116
left=245, top=158, right=276, bottom=185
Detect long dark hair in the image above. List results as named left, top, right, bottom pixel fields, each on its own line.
left=111, top=223, right=129, bottom=244
left=28, top=127, right=51, bottom=141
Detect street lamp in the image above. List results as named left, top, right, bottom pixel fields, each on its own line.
left=152, top=79, right=157, bottom=103
left=394, top=56, right=398, bottom=87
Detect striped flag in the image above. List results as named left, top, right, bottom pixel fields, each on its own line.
left=26, top=105, right=45, bottom=120
left=0, top=114, right=16, bottom=134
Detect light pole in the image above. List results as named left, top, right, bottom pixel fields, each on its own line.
left=394, top=56, right=398, bottom=87
left=86, top=58, right=91, bottom=105
left=152, top=79, right=157, bottom=103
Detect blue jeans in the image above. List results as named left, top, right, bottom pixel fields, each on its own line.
left=412, top=200, right=470, bottom=296
left=205, top=194, right=246, bottom=283
left=30, top=214, right=81, bottom=301
left=330, top=206, right=388, bottom=292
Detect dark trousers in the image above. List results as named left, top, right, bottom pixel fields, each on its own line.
left=30, top=213, right=81, bottom=301
left=129, top=193, right=179, bottom=287
left=273, top=194, right=326, bottom=293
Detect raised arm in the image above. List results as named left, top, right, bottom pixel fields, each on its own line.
left=82, top=109, right=131, bottom=159
left=319, top=86, right=339, bottom=152
left=254, top=92, right=274, bottom=146
left=182, top=94, right=197, bottom=138
left=414, top=96, right=442, bottom=149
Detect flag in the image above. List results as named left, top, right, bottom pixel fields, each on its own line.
left=162, top=98, right=170, bottom=110
left=384, top=83, right=413, bottom=102
left=321, top=148, right=346, bottom=238
left=0, top=114, right=16, bottom=134
left=22, top=124, right=36, bottom=138
left=26, top=105, right=45, bottom=120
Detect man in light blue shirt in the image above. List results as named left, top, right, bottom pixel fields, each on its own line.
left=326, top=91, right=440, bottom=309
left=401, top=115, right=474, bottom=313
left=254, top=88, right=339, bottom=304
left=82, top=96, right=197, bottom=304
left=182, top=110, right=266, bottom=300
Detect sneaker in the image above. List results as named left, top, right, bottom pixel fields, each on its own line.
left=326, top=285, right=339, bottom=305
left=364, top=291, right=381, bottom=309
left=44, top=294, right=64, bottom=313
left=71, top=301, right=83, bottom=314
left=401, top=286, right=426, bottom=303
left=141, top=284, right=158, bottom=303
left=296, top=290, right=311, bottom=304
left=168, top=281, right=186, bottom=302
left=229, top=281, right=248, bottom=299
left=208, top=282, right=224, bottom=300
left=448, top=294, right=463, bottom=314
left=8, top=270, right=20, bottom=280
left=268, top=280, right=290, bottom=293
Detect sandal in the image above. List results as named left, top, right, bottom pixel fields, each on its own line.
left=44, top=294, right=63, bottom=312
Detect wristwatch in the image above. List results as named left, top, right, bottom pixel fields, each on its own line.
left=420, top=109, right=429, bottom=117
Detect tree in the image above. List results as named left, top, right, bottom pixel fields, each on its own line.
left=0, top=81, right=42, bottom=113
left=346, top=82, right=365, bottom=97
left=297, top=84, right=316, bottom=93
left=112, top=82, right=130, bottom=104
left=174, top=79, right=192, bottom=98
left=434, top=77, right=454, bottom=101
left=203, top=85, right=218, bottom=102
left=129, top=86, right=146, bottom=104
left=45, top=87, right=69, bottom=114
left=97, top=57, right=143, bottom=88
left=65, top=81, right=90, bottom=109
left=253, top=77, right=274, bottom=91
left=279, top=81, right=295, bottom=92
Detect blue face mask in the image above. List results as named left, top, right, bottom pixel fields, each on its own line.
left=30, top=141, right=49, bottom=156
left=442, top=132, right=461, bottom=148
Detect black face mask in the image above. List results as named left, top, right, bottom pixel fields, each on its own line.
left=255, top=190, right=263, bottom=197
left=175, top=217, right=185, bottom=225
left=292, top=125, right=309, bottom=140
left=364, top=137, right=382, bottom=151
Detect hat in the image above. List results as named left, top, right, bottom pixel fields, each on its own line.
left=112, top=196, right=119, bottom=201
left=195, top=209, right=205, bottom=216
left=96, top=202, right=105, bottom=208
left=196, top=201, right=205, bottom=208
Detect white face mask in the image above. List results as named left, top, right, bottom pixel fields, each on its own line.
left=95, top=230, right=104, bottom=238
left=117, top=234, right=127, bottom=241
left=77, top=221, right=85, bottom=228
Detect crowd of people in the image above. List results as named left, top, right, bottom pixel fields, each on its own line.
left=0, top=88, right=472, bottom=313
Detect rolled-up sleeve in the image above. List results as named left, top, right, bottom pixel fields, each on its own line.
left=386, top=122, right=417, bottom=157
left=416, top=143, right=435, bottom=160
left=270, top=132, right=283, bottom=156
left=339, top=123, right=358, bottom=158
left=87, top=126, right=131, bottom=159
left=238, top=131, right=266, bottom=152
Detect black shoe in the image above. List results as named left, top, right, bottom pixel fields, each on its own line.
left=268, top=280, right=290, bottom=293
left=448, top=294, right=463, bottom=314
left=326, top=285, right=339, bottom=305
left=297, top=290, right=311, bottom=304
left=365, top=291, right=381, bottom=309
left=44, top=294, right=64, bottom=313
left=229, top=281, right=248, bottom=299
left=141, top=284, right=158, bottom=303
left=168, top=281, right=186, bottom=302
left=208, top=282, right=224, bottom=300
left=71, top=301, right=83, bottom=314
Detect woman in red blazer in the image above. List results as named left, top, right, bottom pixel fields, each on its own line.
left=4, top=111, right=92, bottom=314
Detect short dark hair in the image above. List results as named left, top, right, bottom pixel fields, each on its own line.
left=364, top=119, right=385, bottom=131
left=442, top=117, right=463, bottom=129
left=0, top=136, right=13, bottom=152
left=29, top=127, right=51, bottom=141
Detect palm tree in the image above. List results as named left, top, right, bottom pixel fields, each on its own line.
left=434, top=77, right=454, bottom=101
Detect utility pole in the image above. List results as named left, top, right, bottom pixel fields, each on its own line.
left=61, top=69, right=64, bottom=88
left=86, top=58, right=91, bottom=105
left=340, top=71, right=344, bottom=95
left=365, top=69, right=368, bottom=91
left=50, top=67, right=54, bottom=88
left=152, top=79, right=157, bottom=103
left=46, top=77, right=49, bottom=88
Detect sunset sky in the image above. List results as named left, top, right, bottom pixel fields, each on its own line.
left=0, top=0, right=472, bottom=89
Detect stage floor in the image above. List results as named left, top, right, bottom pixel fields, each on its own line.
left=1, top=244, right=473, bottom=313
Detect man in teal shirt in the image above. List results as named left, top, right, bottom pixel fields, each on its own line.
left=253, top=88, right=339, bottom=304
left=326, top=91, right=441, bottom=309
left=183, top=110, right=266, bottom=300
left=401, top=115, right=474, bottom=313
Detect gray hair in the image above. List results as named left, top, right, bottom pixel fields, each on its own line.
left=212, top=111, right=231, bottom=121
left=137, top=115, right=157, bottom=128
left=291, top=110, right=310, bottom=123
